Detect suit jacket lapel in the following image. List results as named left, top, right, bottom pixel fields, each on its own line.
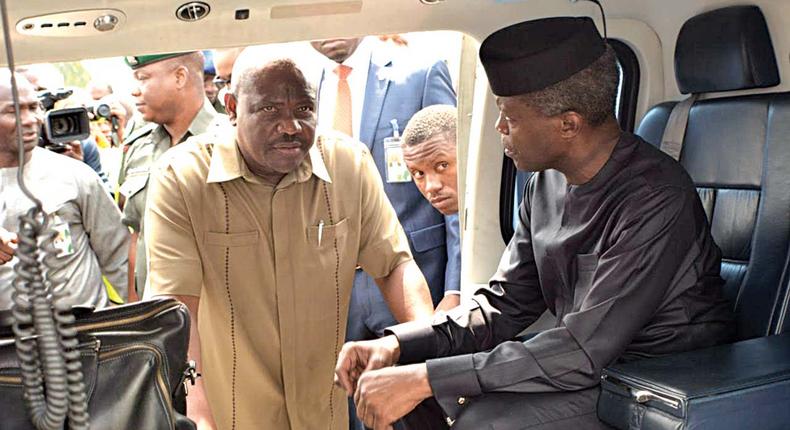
left=360, top=55, right=392, bottom=149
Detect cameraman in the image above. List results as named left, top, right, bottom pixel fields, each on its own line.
left=0, top=71, right=129, bottom=309
left=18, top=66, right=106, bottom=179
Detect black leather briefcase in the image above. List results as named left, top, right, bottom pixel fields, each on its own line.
left=597, top=333, right=790, bottom=430
left=0, top=298, right=195, bottom=430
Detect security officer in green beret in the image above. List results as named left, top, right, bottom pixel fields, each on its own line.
left=120, top=51, right=227, bottom=299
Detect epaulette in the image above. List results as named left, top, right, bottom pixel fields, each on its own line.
left=124, top=122, right=158, bottom=145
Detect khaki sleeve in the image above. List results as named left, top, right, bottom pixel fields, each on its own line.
left=356, top=149, right=413, bottom=279
left=118, top=144, right=146, bottom=232
left=121, top=189, right=144, bottom=232
left=143, top=159, right=203, bottom=298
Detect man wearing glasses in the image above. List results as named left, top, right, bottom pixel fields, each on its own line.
left=210, top=48, right=242, bottom=110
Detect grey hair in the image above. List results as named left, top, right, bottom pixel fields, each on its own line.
left=402, top=104, right=457, bottom=147
left=518, top=45, right=619, bottom=126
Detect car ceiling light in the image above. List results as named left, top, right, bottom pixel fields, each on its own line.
left=176, top=2, right=211, bottom=22
left=16, top=9, right=127, bottom=37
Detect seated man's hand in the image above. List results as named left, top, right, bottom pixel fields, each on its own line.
left=0, top=228, right=18, bottom=265
left=355, top=363, right=433, bottom=430
left=334, top=334, right=401, bottom=396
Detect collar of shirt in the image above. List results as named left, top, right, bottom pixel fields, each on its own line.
left=0, top=148, right=85, bottom=215
left=316, top=38, right=373, bottom=139
left=151, top=99, right=219, bottom=143
left=569, top=132, right=636, bottom=196
left=206, top=130, right=332, bottom=187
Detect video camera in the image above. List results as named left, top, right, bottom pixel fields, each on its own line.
left=87, top=102, right=112, bottom=121
left=37, top=88, right=91, bottom=153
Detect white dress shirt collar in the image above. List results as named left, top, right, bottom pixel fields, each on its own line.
left=317, top=38, right=373, bottom=140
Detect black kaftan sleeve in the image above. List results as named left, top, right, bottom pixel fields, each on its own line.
left=388, top=184, right=701, bottom=420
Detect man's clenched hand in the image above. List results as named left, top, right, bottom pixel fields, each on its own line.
left=355, top=363, right=433, bottom=430
left=334, top=334, right=401, bottom=396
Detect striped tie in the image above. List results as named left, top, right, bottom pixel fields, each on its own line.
left=333, top=64, right=353, bottom=137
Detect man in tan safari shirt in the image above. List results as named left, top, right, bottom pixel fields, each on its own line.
left=144, top=46, right=435, bottom=430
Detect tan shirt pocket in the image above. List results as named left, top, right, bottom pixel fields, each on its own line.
left=305, top=218, right=349, bottom=248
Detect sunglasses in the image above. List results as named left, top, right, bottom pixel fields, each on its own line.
left=212, top=74, right=232, bottom=89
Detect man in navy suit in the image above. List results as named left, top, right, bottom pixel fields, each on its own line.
left=311, top=36, right=460, bottom=428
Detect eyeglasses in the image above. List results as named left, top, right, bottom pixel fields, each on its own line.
left=212, top=74, right=231, bottom=89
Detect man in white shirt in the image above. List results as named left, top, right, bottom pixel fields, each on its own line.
left=0, top=71, right=128, bottom=310
left=311, top=38, right=372, bottom=138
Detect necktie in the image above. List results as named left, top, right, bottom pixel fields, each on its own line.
left=333, top=64, right=353, bottom=137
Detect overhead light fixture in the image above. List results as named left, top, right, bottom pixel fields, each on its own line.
left=93, top=14, right=118, bottom=32
left=16, top=9, right=126, bottom=37
left=176, top=2, right=211, bottom=22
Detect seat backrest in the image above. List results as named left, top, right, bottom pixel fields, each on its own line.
left=636, top=5, right=790, bottom=341
left=777, top=244, right=790, bottom=335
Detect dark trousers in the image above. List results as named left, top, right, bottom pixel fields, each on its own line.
left=348, top=270, right=400, bottom=430
left=399, top=388, right=613, bottom=430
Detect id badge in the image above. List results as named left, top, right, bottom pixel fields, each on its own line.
left=50, top=214, right=75, bottom=258
left=384, top=137, right=411, bottom=183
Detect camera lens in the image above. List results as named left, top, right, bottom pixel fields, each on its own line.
left=50, top=116, right=77, bottom=136
left=95, top=103, right=111, bottom=119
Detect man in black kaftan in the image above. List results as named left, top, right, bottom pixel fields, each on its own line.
left=333, top=17, right=734, bottom=430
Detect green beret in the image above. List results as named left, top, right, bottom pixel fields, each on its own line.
left=124, top=52, right=192, bottom=69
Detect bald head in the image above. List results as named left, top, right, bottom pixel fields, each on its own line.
left=17, top=64, right=64, bottom=91
left=213, top=48, right=242, bottom=88
left=0, top=68, right=17, bottom=94
left=230, top=45, right=316, bottom=100
left=89, top=80, right=113, bottom=100
left=0, top=70, right=42, bottom=166
left=0, top=70, right=39, bottom=105
left=233, top=59, right=314, bottom=104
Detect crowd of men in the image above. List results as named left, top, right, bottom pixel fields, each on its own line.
left=0, top=16, right=734, bottom=430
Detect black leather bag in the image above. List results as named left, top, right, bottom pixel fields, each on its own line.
left=597, top=333, right=790, bottom=430
left=0, top=298, right=195, bottom=430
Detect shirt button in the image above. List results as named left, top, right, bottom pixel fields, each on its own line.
left=457, top=397, right=466, bottom=405
left=445, top=417, right=455, bottom=427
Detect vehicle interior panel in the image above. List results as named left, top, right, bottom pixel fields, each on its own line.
left=0, top=0, right=789, bottom=427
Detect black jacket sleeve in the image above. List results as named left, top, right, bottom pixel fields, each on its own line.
left=387, top=185, right=701, bottom=419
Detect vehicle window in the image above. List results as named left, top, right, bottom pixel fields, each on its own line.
left=36, top=31, right=464, bottom=198
left=500, top=39, right=640, bottom=242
